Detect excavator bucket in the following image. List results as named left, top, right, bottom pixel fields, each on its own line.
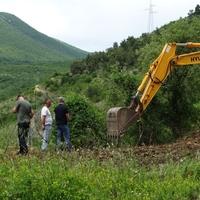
left=107, top=107, right=140, bottom=138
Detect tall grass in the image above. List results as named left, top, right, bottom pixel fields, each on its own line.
left=0, top=148, right=199, bottom=199
left=0, top=123, right=18, bottom=151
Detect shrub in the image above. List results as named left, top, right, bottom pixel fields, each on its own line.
left=86, top=84, right=102, bottom=103
left=65, top=94, right=106, bottom=147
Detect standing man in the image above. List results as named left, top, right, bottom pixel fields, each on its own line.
left=41, top=99, right=53, bottom=150
left=54, top=97, right=72, bottom=151
left=12, top=95, right=34, bottom=155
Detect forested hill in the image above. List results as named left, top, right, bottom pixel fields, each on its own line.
left=0, top=12, right=87, bottom=64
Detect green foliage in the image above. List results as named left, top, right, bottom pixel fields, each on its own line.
left=86, top=84, right=102, bottom=102
left=70, top=60, right=86, bottom=74
left=111, top=71, right=138, bottom=105
left=0, top=158, right=91, bottom=200
left=162, top=68, right=200, bottom=136
left=0, top=63, right=71, bottom=102
left=65, top=94, right=106, bottom=147
left=0, top=155, right=199, bottom=199
left=71, top=52, right=108, bottom=75
left=70, top=36, right=144, bottom=75
left=188, top=4, right=200, bottom=16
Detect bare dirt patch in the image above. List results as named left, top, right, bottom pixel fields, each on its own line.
left=2, top=132, right=200, bottom=166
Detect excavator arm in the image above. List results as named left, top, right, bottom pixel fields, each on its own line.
left=107, top=42, right=200, bottom=137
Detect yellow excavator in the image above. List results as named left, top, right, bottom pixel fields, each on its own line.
left=107, top=42, right=200, bottom=138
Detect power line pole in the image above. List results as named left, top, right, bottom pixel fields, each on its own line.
left=146, top=0, right=156, bottom=33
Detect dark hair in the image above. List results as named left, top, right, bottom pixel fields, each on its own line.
left=16, top=94, right=23, bottom=100
left=43, top=98, right=51, bottom=105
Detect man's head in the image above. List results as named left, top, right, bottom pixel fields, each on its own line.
left=58, top=96, right=65, bottom=103
left=44, top=99, right=52, bottom=108
left=16, top=95, right=24, bottom=101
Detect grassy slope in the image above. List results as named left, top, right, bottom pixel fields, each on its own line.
left=0, top=12, right=87, bottom=63
left=0, top=12, right=88, bottom=101
left=0, top=63, right=71, bottom=101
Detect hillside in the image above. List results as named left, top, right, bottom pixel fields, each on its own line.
left=0, top=12, right=88, bottom=101
left=42, top=5, right=200, bottom=146
left=0, top=12, right=87, bottom=64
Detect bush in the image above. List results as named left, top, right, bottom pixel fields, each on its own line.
left=65, top=94, right=106, bottom=147
left=86, top=84, right=102, bottom=103
left=112, top=71, right=138, bottom=105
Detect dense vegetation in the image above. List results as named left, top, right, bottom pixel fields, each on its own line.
left=0, top=62, right=71, bottom=102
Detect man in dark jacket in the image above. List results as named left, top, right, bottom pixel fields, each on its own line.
left=12, top=95, right=34, bottom=155
left=54, top=97, right=72, bottom=151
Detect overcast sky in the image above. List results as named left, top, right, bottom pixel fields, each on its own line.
left=0, top=0, right=199, bottom=52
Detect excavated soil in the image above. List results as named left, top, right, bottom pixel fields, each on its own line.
left=131, top=132, right=200, bottom=165
left=2, top=132, right=200, bottom=166
left=76, top=132, right=200, bottom=166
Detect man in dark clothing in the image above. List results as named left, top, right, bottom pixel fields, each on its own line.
left=54, top=97, right=71, bottom=151
left=12, top=95, right=34, bottom=155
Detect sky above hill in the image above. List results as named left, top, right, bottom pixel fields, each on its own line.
left=0, top=0, right=199, bottom=52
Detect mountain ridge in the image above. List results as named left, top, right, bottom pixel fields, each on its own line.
left=0, top=12, right=87, bottom=64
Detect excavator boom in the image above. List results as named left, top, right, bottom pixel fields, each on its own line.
left=107, top=42, right=200, bottom=137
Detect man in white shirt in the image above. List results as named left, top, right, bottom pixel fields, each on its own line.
left=41, top=99, right=53, bottom=150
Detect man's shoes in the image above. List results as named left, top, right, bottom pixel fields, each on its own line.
left=16, top=150, right=28, bottom=156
